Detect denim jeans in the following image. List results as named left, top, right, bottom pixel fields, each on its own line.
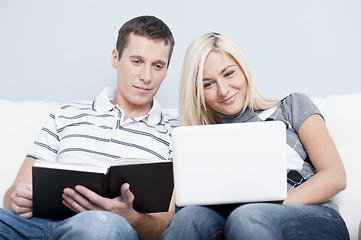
left=160, top=203, right=350, bottom=240
left=0, top=209, right=138, bottom=240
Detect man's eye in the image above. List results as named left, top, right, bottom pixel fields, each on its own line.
left=154, top=64, right=164, bottom=70
left=132, top=60, right=141, bottom=65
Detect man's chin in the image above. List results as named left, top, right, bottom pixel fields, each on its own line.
left=131, top=97, right=154, bottom=107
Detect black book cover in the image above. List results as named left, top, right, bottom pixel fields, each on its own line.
left=32, top=160, right=173, bottom=220
left=107, top=162, right=174, bottom=213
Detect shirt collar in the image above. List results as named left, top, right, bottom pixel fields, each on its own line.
left=92, top=87, right=116, bottom=113
left=92, top=87, right=162, bottom=125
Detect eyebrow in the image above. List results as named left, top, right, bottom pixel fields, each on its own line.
left=154, top=59, right=167, bottom=66
left=130, top=55, right=167, bottom=66
left=203, top=65, right=235, bottom=81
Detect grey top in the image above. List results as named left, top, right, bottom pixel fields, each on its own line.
left=218, top=93, right=338, bottom=211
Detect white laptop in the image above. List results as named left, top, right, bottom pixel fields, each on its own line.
left=172, top=121, right=287, bottom=207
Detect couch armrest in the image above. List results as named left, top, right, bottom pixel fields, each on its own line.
left=0, top=99, right=59, bottom=207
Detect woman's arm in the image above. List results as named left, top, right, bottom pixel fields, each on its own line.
left=283, top=114, right=346, bottom=205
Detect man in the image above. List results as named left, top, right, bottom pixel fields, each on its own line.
left=0, top=15, right=177, bottom=240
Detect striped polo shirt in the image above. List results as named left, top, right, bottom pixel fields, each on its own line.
left=27, top=87, right=179, bottom=168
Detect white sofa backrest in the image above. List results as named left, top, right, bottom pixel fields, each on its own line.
left=312, top=93, right=361, bottom=240
left=0, top=94, right=360, bottom=239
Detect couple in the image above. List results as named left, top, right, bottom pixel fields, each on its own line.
left=0, top=15, right=349, bottom=240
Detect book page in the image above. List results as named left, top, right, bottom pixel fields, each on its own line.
left=33, top=160, right=107, bottom=174
left=109, top=157, right=170, bottom=167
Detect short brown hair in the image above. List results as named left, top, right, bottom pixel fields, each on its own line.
left=116, top=15, right=175, bottom=67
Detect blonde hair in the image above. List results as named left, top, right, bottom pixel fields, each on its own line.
left=179, top=32, right=279, bottom=126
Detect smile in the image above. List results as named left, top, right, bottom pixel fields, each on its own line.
left=133, top=85, right=152, bottom=92
left=221, top=93, right=238, bottom=104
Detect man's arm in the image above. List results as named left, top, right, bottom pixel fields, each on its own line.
left=3, top=157, right=36, bottom=218
left=62, top=184, right=176, bottom=240
left=125, top=190, right=175, bottom=240
left=126, top=190, right=176, bottom=240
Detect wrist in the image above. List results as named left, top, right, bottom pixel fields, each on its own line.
left=126, top=208, right=143, bottom=227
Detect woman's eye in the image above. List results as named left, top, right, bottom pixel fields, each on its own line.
left=224, top=71, right=235, bottom=78
left=203, top=82, right=213, bottom=89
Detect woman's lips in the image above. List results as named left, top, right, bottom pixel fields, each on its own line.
left=221, top=93, right=237, bottom=104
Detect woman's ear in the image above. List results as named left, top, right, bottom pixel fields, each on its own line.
left=111, top=49, right=118, bottom=68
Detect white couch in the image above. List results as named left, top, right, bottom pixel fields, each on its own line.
left=1, top=94, right=361, bottom=239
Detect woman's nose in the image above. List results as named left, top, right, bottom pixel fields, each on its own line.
left=217, top=81, right=229, bottom=97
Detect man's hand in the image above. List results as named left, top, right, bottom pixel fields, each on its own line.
left=10, top=183, right=33, bottom=218
left=63, top=183, right=176, bottom=240
left=62, top=183, right=137, bottom=220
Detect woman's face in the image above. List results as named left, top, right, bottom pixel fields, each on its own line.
left=202, top=50, right=248, bottom=115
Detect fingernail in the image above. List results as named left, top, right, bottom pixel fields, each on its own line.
left=75, top=185, right=81, bottom=192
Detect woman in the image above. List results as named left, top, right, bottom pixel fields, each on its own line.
left=161, top=32, right=349, bottom=239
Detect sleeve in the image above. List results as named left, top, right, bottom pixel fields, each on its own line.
left=164, top=114, right=179, bottom=161
left=280, top=93, right=323, bottom=133
left=27, top=105, right=61, bottom=162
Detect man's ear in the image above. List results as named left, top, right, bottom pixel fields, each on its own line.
left=111, top=49, right=118, bottom=68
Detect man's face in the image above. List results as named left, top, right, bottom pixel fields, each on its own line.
left=111, top=33, right=170, bottom=112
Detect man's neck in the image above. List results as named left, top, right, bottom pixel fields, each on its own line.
left=111, top=97, right=153, bottom=121
left=121, top=107, right=151, bottom=121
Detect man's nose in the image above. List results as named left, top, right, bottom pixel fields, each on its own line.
left=139, top=65, right=152, bottom=82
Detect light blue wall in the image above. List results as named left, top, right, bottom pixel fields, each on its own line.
left=1, top=0, right=360, bottom=108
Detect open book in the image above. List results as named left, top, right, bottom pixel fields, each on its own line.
left=32, top=158, right=174, bottom=220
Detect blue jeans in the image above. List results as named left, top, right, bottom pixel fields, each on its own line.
left=160, top=203, right=350, bottom=240
left=0, top=209, right=138, bottom=240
